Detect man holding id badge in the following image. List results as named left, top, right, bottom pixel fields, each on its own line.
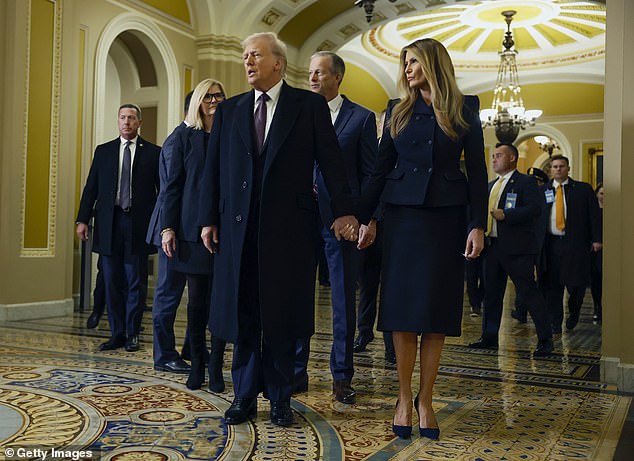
left=469, top=143, right=553, bottom=357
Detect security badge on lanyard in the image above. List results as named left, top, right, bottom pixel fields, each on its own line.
left=505, top=192, right=517, bottom=209
left=545, top=189, right=555, bottom=204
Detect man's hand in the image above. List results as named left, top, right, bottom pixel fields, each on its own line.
left=331, top=215, right=359, bottom=242
left=490, top=209, right=505, bottom=221
left=76, top=223, right=89, bottom=241
left=592, top=242, right=603, bottom=252
left=464, top=228, right=484, bottom=260
left=162, top=229, right=176, bottom=258
left=357, top=219, right=377, bottom=250
left=202, top=225, right=219, bottom=254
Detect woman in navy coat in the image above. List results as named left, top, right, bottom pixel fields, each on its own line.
left=161, top=79, right=228, bottom=391
left=359, top=39, right=487, bottom=439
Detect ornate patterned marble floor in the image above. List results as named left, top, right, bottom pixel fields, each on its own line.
left=0, top=285, right=629, bottom=460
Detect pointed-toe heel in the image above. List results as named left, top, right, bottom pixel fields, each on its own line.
left=414, top=394, right=440, bottom=440
left=392, top=400, right=412, bottom=439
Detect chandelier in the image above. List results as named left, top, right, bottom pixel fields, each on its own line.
left=355, top=0, right=397, bottom=23
left=534, top=135, right=559, bottom=157
left=480, top=11, right=542, bottom=144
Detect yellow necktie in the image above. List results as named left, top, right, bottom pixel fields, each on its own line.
left=487, top=178, right=504, bottom=236
left=556, top=184, right=565, bottom=231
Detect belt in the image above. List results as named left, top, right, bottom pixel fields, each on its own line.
left=486, top=236, right=498, bottom=246
left=547, top=234, right=565, bottom=240
left=115, top=206, right=131, bottom=213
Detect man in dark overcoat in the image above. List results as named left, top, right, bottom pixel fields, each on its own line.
left=542, top=155, right=602, bottom=332
left=76, top=104, right=160, bottom=352
left=199, top=32, right=358, bottom=427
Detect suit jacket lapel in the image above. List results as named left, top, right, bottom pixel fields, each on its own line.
left=334, top=97, right=353, bottom=136
left=263, top=82, right=300, bottom=180
left=236, top=91, right=255, bottom=153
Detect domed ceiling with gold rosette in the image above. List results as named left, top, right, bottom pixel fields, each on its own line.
left=337, top=0, right=605, bottom=95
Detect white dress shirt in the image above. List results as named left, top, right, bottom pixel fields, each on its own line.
left=253, top=79, right=283, bottom=144
left=549, top=178, right=569, bottom=236
left=328, top=94, right=344, bottom=126
left=116, top=135, right=138, bottom=206
left=489, top=169, right=515, bottom=238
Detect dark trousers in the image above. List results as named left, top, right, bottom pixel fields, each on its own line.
left=482, top=239, right=552, bottom=341
left=544, top=236, right=586, bottom=328
left=184, top=273, right=211, bottom=363
left=152, top=248, right=186, bottom=365
left=232, top=221, right=295, bottom=403
left=101, top=208, right=147, bottom=339
left=92, top=255, right=106, bottom=317
left=357, top=221, right=382, bottom=340
left=465, top=257, right=485, bottom=309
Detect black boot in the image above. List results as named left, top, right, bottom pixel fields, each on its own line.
left=186, top=357, right=205, bottom=390
left=208, top=336, right=226, bottom=393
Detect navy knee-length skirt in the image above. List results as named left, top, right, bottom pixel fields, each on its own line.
left=377, top=204, right=468, bottom=336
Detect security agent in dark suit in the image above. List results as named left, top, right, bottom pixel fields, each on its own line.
left=77, top=104, right=160, bottom=352
left=468, top=143, right=553, bottom=356
left=294, top=51, right=377, bottom=404
left=511, top=167, right=550, bottom=324
left=199, top=32, right=359, bottom=427
left=145, top=92, right=193, bottom=374
left=542, top=155, right=602, bottom=333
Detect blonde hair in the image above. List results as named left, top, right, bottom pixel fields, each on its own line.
left=242, top=32, right=288, bottom=78
left=390, top=38, right=467, bottom=141
left=185, top=78, right=226, bottom=130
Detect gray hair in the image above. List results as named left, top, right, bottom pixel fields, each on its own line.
left=310, top=51, right=346, bottom=81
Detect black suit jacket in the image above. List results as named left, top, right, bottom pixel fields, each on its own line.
left=199, top=81, right=354, bottom=343
left=489, top=170, right=542, bottom=255
left=543, top=178, right=602, bottom=285
left=146, top=122, right=187, bottom=246
left=315, top=95, right=377, bottom=228
left=77, top=136, right=160, bottom=256
left=361, top=95, right=487, bottom=230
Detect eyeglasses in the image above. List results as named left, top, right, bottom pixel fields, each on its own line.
left=203, top=92, right=225, bottom=102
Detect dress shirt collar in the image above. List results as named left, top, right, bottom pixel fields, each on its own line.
left=553, top=178, right=569, bottom=188
left=254, top=78, right=283, bottom=107
left=328, top=94, right=344, bottom=114
left=496, top=169, right=516, bottom=182
left=120, top=135, right=139, bottom=146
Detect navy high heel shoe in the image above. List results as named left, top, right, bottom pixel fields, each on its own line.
left=414, top=394, right=440, bottom=440
left=392, top=400, right=412, bottom=439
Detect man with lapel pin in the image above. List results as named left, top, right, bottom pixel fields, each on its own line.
left=199, top=32, right=359, bottom=427
left=542, top=154, right=602, bottom=333
left=77, top=104, right=160, bottom=352
left=468, top=143, right=553, bottom=357
left=294, top=51, right=377, bottom=404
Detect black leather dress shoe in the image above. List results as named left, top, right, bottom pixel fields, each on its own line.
left=468, top=337, right=498, bottom=350
left=333, top=379, right=356, bottom=404
left=154, top=358, right=191, bottom=374
left=224, top=397, right=257, bottom=425
left=124, top=335, right=140, bottom=352
left=533, top=339, right=554, bottom=358
left=99, top=337, right=126, bottom=351
left=86, top=310, right=103, bottom=329
left=292, top=372, right=309, bottom=395
left=566, top=313, right=580, bottom=331
left=270, top=400, right=294, bottom=426
left=353, top=334, right=374, bottom=353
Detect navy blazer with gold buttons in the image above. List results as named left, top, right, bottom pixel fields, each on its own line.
left=362, top=95, right=487, bottom=231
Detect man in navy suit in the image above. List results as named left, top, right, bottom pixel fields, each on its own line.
left=199, top=32, right=359, bottom=427
left=145, top=92, right=193, bottom=373
left=77, top=104, right=160, bottom=352
left=542, top=155, right=602, bottom=332
left=468, top=143, right=553, bottom=357
left=295, top=51, right=377, bottom=404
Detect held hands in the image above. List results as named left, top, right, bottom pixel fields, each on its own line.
left=76, top=223, right=89, bottom=241
left=464, top=228, right=484, bottom=260
left=332, top=215, right=359, bottom=242
left=161, top=229, right=177, bottom=258
left=201, top=225, right=219, bottom=254
left=357, top=219, right=377, bottom=250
